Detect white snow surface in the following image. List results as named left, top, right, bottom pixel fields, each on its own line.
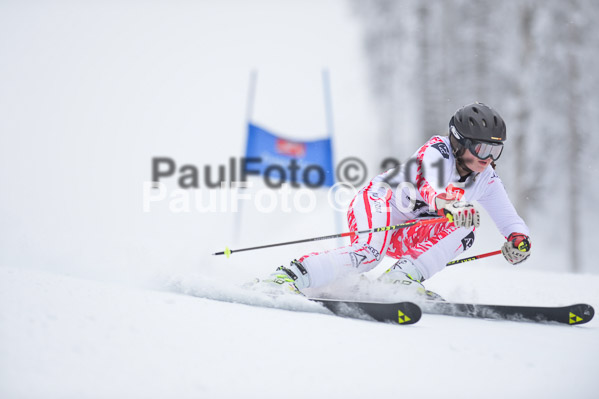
left=1, top=264, right=598, bottom=399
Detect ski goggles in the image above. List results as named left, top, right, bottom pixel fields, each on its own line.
left=451, top=125, right=504, bottom=161
left=467, top=139, right=504, bottom=161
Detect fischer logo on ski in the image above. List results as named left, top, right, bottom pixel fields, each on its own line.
left=397, top=310, right=412, bottom=324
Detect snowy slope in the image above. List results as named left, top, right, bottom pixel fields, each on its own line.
left=2, top=265, right=598, bottom=399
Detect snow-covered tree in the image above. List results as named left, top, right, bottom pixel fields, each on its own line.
left=350, top=0, right=599, bottom=273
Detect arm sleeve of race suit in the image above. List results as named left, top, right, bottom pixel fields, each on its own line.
left=477, top=172, right=530, bottom=237
left=413, top=136, right=452, bottom=209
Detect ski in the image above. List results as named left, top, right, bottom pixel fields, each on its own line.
left=310, top=299, right=422, bottom=325
left=420, top=301, right=594, bottom=325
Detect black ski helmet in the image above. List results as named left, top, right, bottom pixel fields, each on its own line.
left=449, top=103, right=506, bottom=169
left=449, top=102, right=506, bottom=143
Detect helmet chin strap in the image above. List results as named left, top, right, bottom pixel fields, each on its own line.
left=450, top=136, right=474, bottom=176
left=456, top=156, right=474, bottom=175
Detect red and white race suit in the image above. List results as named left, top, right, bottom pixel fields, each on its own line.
left=299, top=135, right=529, bottom=289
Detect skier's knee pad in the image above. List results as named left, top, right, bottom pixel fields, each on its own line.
left=349, top=242, right=386, bottom=273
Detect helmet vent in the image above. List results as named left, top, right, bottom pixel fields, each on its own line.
left=482, top=119, right=487, bottom=127
left=469, top=117, right=475, bottom=126
left=494, top=116, right=498, bottom=126
left=472, top=107, right=479, bottom=114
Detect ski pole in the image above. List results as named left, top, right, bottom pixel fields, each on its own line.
left=446, top=249, right=502, bottom=266
left=212, top=217, right=449, bottom=258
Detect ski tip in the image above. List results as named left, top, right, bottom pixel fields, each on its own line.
left=311, top=299, right=422, bottom=325
left=397, top=302, right=422, bottom=325
left=568, top=304, right=594, bottom=325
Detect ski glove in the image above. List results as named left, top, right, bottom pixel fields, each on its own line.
left=435, top=194, right=480, bottom=229
left=501, top=233, right=531, bottom=265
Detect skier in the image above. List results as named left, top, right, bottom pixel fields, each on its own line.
left=254, top=102, right=531, bottom=297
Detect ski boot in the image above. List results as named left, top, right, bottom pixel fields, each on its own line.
left=378, top=258, right=444, bottom=301
left=247, top=260, right=310, bottom=296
